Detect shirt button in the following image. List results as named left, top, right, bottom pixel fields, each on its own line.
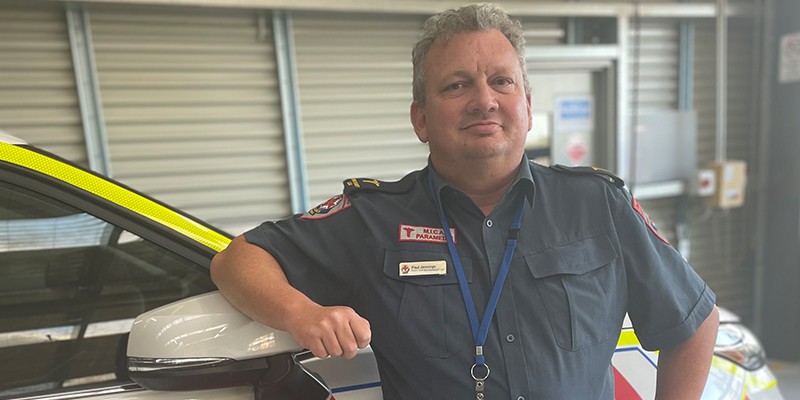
left=517, top=396, right=525, bottom=400
left=486, top=219, right=493, bottom=228
left=506, top=334, right=515, bottom=343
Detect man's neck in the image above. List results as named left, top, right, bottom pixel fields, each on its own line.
left=432, top=155, right=522, bottom=216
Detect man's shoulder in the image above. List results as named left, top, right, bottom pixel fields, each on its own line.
left=542, top=163, right=625, bottom=189
left=530, top=162, right=629, bottom=211
left=342, top=169, right=423, bottom=197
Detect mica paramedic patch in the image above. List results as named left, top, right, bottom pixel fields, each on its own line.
left=398, top=224, right=456, bottom=244
left=300, top=194, right=351, bottom=220
left=399, top=260, right=447, bottom=276
left=631, top=198, right=670, bottom=245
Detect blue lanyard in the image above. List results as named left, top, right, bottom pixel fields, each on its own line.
left=427, top=173, right=526, bottom=368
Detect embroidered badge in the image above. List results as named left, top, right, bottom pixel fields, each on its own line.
left=631, top=198, right=670, bottom=245
left=300, top=194, right=351, bottom=220
left=398, top=224, right=456, bottom=244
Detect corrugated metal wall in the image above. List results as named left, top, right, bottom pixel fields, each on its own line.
left=630, top=21, right=680, bottom=111
left=626, top=16, right=760, bottom=322
left=293, top=13, right=568, bottom=206
left=630, top=20, right=681, bottom=246
left=88, top=4, right=290, bottom=235
left=690, top=17, right=758, bottom=322
left=0, top=1, right=87, bottom=166
left=292, top=12, right=428, bottom=206
left=520, top=18, right=565, bottom=46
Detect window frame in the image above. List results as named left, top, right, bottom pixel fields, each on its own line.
left=0, top=160, right=229, bottom=268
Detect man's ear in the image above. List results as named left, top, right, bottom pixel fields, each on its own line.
left=410, top=100, right=428, bottom=143
left=526, top=94, right=532, bottom=131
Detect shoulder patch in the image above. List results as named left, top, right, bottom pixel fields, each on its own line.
left=300, top=194, right=352, bottom=219
left=549, top=164, right=625, bottom=189
left=631, top=198, right=670, bottom=245
left=342, top=175, right=415, bottom=196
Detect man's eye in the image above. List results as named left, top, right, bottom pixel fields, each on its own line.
left=495, top=78, right=513, bottom=86
left=446, top=82, right=464, bottom=91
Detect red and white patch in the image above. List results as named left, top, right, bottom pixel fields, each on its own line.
left=398, top=224, right=456, bottom=244
left=300, top=194, right=351, bottom=220
left=631, top=198, right=669, bottom=245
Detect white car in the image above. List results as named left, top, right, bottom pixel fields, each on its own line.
left=0, top=132, right=784, bottom=400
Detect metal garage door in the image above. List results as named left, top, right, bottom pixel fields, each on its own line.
left=88, top=4, right=289, bottom=235
left=293, top=13, right=569, bottom=207
left=691, top=18, right=758, bottom=321
left=628, top=21, right=682, bottom=247
left=291, top=12, right=428, bottom=207
left=0, top=1, right=87, bottom=166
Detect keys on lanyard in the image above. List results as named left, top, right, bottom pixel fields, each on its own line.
left=428, top=173, right=526, bottom=400
left=472, top=350, right=490, bottom=400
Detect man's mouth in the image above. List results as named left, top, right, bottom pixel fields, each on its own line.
left=462, top=121, right=502, bottom=130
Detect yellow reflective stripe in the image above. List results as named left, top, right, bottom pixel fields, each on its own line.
left=712, top=355, right=740, bottom=375
left=617, top=330, right=640, bottom=347
left=741, top=383, right=748, bottom=400
left=745, top=368, right=779, bottom=391
left=1, top=143, right=230, bottom=252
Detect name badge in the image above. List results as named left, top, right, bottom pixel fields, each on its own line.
left=399, top=260, right=447, bottom=277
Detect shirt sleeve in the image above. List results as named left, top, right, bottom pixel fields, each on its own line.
left=614, top=189, right=716, bottom=351
left=243, top=197, right=370, bottom=307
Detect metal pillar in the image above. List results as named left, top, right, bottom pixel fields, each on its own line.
left=616, top=14, right=631, bottom=182
left=716, top=0, right=728, bottom=162
left=679, top=21, right=695, bottom=111
left=753, top=0, right=775, bottom=337
left=272, top=10, right=310, bottom=214
left=66, top=3, right=111, bottom=176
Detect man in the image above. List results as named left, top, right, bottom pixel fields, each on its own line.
left=211, top=4, right=718, bottom=399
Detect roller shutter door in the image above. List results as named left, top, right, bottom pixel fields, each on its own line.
left=0, top=1, right=87, bottom=166
left=292, top=12, right=428, bottom=206
left=629, top=21, right=681, bottom=247
left=689, top=18, right=758, bottom=321
left=630, top=21, right=680, bottom=111
left=520, top=18, right=565, bottom=47
left=626, top=18, right=759, bottom=321
left=88, top=4, right=289, bottom=235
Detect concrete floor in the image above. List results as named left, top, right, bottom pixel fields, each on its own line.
left=769, top=360, right=800, bottom=398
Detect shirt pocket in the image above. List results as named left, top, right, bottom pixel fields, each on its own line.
left=382, top=249, right=471, bottom=358
left=525, top=233, right=619, bottom=351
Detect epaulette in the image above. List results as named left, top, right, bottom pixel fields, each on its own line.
left=549, top=164, right=625, bottom=189
left=343, top=174, right=416, bottom=195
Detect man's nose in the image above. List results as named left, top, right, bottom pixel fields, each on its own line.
left=468, top=81, right=498, bottom=114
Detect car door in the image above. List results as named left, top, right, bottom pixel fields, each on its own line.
left=0, top=166, right=251, bottom=400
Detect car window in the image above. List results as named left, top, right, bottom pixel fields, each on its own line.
left=0, top=181, right=218, bottom=398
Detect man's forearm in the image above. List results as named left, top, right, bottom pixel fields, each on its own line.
left=654, top=306, right=720, bottom=400
left=210, top=235, right=316, bottom=331
left=210, top=235, right=372, bottom=359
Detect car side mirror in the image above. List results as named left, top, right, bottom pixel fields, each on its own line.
left=127, top=291, right=331, bottom=399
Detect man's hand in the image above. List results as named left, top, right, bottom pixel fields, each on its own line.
left=286, top=304, right=371, bottom=359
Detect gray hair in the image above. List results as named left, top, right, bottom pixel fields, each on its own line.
left=412, top=3, right=530, bottom=105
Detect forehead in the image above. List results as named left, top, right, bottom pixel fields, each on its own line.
left=424, top=29, right=520, bottom=79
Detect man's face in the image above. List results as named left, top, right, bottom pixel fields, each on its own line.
left=411, top=29, right=532, bottom=164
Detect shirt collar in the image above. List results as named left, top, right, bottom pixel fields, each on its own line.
left=427, top=155, right=536, bottom=206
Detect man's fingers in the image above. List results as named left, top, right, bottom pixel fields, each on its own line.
left=336, top=323, right=359, bottom=360
left=351, top=316, right=372, bottom=349
left=320, top=330, right=344, bottom=358
left=307, top=338, right=329, bottom=359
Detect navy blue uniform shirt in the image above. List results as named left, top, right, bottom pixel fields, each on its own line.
left=244, top=157, right=716, bottom=400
